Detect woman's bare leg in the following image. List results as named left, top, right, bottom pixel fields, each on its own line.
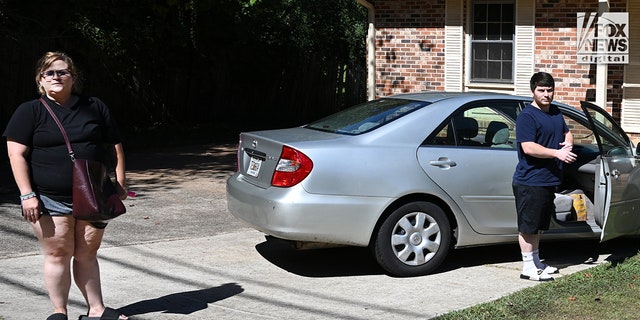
left=73, top=220, right=106, bottom=317
left=32, top=215, right=75, bottom=316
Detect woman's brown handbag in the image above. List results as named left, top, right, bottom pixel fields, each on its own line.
left=41, top=98, right=126, bottom=221
left=71, top=158, right=127, bottom=220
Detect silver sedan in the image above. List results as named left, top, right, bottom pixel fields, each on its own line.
left=226, top=92, right=640, bottom=277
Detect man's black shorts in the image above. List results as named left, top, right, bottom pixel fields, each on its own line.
left=512, top=183, right=555, bottom=234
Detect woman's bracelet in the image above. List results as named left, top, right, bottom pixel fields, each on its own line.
left=19, top=191, right=36, bottom=201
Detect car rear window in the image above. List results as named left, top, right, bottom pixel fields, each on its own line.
left=305, top=98, right=430, bottom=135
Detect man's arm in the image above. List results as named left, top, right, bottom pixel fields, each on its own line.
left=521, top=130, right=575, bottom=163
left=563, top=130, right=573, bottom=145
left=520, top=141, right=559, bottom=159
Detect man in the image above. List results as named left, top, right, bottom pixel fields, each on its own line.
left=512, top=72, right=577, bottom=281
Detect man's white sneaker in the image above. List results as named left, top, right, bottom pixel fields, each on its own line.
left=542, top=265, right=559, bottom=274
left=520, top=269, right=554, bottom=281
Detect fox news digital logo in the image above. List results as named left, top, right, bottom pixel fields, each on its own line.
left=577, top=12, right=629, bottom=64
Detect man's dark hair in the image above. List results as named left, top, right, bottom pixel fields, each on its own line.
left=530, top=72, right=555, bottom=91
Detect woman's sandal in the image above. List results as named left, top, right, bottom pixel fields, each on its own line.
left=78, top=307, right=125, bottom=320
left=46, top=313, right=68, bottom=320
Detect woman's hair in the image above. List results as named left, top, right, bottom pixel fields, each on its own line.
left=529, top=72, right=555, bottom=91
left=35, top=51, right=82, bottom=95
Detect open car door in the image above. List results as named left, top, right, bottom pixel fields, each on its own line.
left=580, top=101, right=640, bottom=242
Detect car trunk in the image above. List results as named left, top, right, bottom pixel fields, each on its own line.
left=236, top=128, right=338, bottom=189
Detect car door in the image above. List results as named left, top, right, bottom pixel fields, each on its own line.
left=580, top=101, right=640, bottom=241
left=417, top=101, right=520, bottom=235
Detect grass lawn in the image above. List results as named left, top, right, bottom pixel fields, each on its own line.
left=435, top=252, right=640, bottom=319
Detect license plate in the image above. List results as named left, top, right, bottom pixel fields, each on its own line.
left=247, top=157, right=262, bottom=177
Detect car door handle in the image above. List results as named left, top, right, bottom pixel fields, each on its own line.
left=611, top=169, right=620, bottom=180
left=429, top=158, right=457, bottom=169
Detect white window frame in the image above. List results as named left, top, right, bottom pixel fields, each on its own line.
left=468, top=1, right=515, bottom=84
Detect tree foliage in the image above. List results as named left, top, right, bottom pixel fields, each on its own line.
left=0, top=0, right=367, bottom=138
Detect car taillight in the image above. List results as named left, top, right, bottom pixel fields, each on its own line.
left=271, top=146, right=313, bottom=187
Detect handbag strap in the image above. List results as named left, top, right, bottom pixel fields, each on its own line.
left=39, top=97, right=76, bottom=161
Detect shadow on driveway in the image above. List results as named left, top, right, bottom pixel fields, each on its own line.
left=118, top=283, right=244, bottom=317
left=255, top=237, right=640, bottom=278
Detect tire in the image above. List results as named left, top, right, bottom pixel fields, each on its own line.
left=373, top=201, right=452, bottom=277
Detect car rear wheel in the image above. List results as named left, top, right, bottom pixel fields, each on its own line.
left=373, top=201, right=451, bottom=277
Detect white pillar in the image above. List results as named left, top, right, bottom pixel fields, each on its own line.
left=596, top=0, right=610, bottom=110
left=356, top=0, right=376, bottom=100
left=366, top=22, right=376, bottom=100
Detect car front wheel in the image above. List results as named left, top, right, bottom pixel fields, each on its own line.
left=373, top=201, right=452, bottom=277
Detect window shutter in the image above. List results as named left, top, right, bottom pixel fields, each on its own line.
left=445, top=0, right=464, bottom=92
left=514, top=0, right=535, bottom=96
left=622, top=2, right=640, bottom=133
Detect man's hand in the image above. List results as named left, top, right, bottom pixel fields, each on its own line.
left=556, top=142, right=576, bottom=163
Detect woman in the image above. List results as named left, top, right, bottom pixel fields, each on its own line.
left=3, top=52, right=128, bottom=320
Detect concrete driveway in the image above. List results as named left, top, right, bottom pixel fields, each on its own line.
left=1, top=143, right=638, bottom=320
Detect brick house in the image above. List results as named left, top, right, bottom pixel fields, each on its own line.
left=355, top=0, right=640, bottom=140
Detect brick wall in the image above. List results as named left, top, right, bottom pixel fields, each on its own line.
left=374, top=0, right=446, bottom=95
left=372, top=0, right=628, bottom=123
left=534, top=0, right=626, bottom=118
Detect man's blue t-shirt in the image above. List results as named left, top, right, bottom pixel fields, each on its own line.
left=512, top=104, right=569, bottom=187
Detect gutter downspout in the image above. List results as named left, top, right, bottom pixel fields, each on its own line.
left=356, top=0, right=376, bottom=100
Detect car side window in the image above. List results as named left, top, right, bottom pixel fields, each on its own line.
left=425, top=105, right=516, bottom=148
left=565, top=115, right=597, bottom=146
left=564, top=112, right=632, bottom=157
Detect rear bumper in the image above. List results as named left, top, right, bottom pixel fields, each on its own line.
left=226, top=173, right=391, bottom=246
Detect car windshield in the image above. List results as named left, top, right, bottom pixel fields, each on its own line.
left=305, top=98, right=430, bottom=135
